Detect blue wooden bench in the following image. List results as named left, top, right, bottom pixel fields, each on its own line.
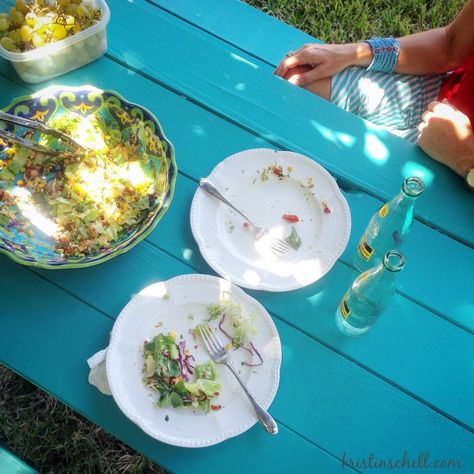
left=0, top=0, right=472, bottom=473
left=0, top=446, right=37, bottom=474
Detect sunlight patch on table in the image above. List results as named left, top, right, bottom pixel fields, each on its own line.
left=281, top=343, right=293, bottom=365
left=230, top=53, right=259, bottom=69
left=182, top=248, right=193, bottom=260
left=310, top=120, right=356, bottom=148
left=307, top=290, right=325, bottom=307
left=192, top=125, right=206, bottom=137
left=122, top=50, right=144, bottom=70
left=364, top=132, right=389, bottom=164
left=401, top=161, right=434, bottom=186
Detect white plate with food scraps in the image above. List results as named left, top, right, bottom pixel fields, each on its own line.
left=106, top=274, right=281, bottom=448
left=190, top=148, right=351, bottom=291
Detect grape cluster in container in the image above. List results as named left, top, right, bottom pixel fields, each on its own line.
left=0, top=0, right=110, bottom=83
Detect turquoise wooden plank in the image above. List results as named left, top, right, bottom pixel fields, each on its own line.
left=0, top=447, right=37, bottom=474
left=0, top=60, right=473, bottom=428
left=0, top=257, right=346, bottom=474
left=101, top=0, right=474, bottom=246
left=153, top=0, right=324, bottom=64
left=0, top=57, right=472, bottom=334
left=0, top=255, right=473, bottom=473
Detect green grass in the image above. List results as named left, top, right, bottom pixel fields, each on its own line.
left=0, top=366, right=166, bottom=474
left=244, top=0, right=464, bottom=43
left=0, top=1, right=466, bottom=472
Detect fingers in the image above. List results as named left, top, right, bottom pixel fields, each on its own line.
left=274, top=45, right=319, bottom=77
left=425, top=100, right=441, bottom=111
left=274, top=50, right=304, bottom=77
left=421, top=110, right=434, bottom=123
left=288, top=66, right=326, bottom=86
left=416, top=121, right=427, bottom=144
left=426, top=100, right=458, bottom=116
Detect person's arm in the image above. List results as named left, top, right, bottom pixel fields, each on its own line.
left=417, top=102, right=474, bottom=178
left=275, top=0, right=474, bottom=86
left=396, top=0, right=474, bottom=75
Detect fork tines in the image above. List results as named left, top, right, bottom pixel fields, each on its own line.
left=199, top=323, right=227, bottom=358
left=270, top=238, right=292, bottom=256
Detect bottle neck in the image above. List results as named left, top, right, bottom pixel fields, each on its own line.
left=391, top=177, right=424, bottom=210
left=386, top=189, right=418, bottom=237
left=367, top=250, right=405, bottom=284
left=392, top=189, right=418, bottom=209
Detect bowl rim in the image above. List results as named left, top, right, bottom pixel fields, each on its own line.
left=0, top=84, right=178, bottom=270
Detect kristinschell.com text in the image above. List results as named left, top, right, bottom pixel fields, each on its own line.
left=341, top=451, right=462, bottom=470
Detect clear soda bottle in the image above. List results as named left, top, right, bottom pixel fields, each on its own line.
left=336, top=250, right=406, bottom=336
left=354, top=177, right=424, bottom=272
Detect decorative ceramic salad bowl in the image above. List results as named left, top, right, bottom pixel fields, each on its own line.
left=0, top=85, right=177, bottom=269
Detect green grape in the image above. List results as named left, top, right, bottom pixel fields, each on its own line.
left=15, top=0, right=29, bottom=15
left=75, top=5, right=90, bottom=19
left=0, top=36, right=16, bottom=51
left=9, top=8, right=25, bottom=26
left=65, top=4, right=78, bottom=16
left=0, top=17, right=9, bottom=33
left=20, top=24, right=33, bottom=42
left=8, top=29, right=21, bottom=43
left=85, top=34, right=98, bottom=48
left=58, top=0, right=71, bottom=5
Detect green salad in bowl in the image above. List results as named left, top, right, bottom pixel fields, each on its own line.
left=0, top=85, right=177, bottom=268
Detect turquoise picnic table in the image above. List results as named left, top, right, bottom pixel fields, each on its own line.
left=1, top=1, right=474, bottom=473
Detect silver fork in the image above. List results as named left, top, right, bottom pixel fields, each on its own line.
left=199, top=322, right=278, bottom=435
left=199, top=178, right=292, bottom=256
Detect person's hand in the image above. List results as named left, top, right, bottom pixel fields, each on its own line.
left=417, top=101, right=474, bottom=177
left=274, top=43, right=368, bottom=86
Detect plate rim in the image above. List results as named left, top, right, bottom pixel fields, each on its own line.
left=190, top=148, right=351, bottom=291
left=106, top=273, right=282, bottom=448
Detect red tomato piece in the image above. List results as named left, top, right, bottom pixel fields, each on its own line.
left=283, top=213, right=299, bottom=223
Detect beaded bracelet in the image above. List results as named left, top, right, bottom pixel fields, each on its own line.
left=365, top=37, right=400, bottom=73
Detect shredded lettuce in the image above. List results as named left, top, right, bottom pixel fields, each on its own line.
left=206, top=300, right=257, bottom=349
left=1, top=111, right=165, bottom=257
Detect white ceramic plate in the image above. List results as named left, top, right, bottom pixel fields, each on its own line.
left=191, top=148, right=351, bottom=291
left=106, top=274, right=281, bottom=448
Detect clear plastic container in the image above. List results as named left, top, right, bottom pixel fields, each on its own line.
left=0, top=0, right=110, bottom=83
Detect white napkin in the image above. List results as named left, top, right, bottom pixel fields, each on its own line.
left=87, top=348, right=112, bottom=395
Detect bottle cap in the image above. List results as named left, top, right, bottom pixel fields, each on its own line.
left=383, top=250, right=406, bottom=272
left=402, top=176, right=424, bottom=197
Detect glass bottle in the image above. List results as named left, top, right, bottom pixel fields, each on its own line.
left=336, top=250, right=406, bottom=336
left=354, top=176, right=424, bottom=273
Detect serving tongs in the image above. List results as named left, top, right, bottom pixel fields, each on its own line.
left=0, top=110, right=86, bottom=156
